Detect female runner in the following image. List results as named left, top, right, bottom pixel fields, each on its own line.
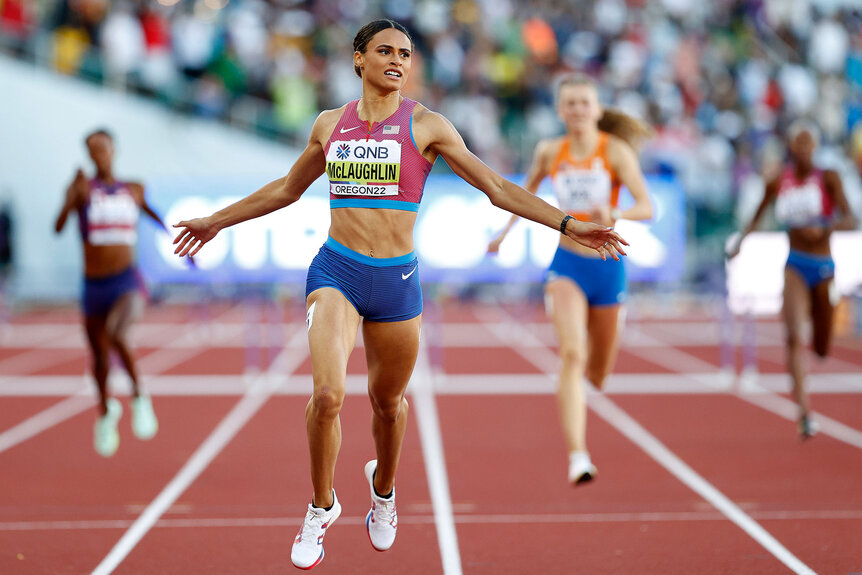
left=728, top=122, right=857, bottom=437
left=172, top=21, right=627, bottom=569
left=488, top=74, right=653, bottom=485
left=55, top=129, right=162, bottom=457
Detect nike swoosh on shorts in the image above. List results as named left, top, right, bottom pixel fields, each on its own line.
left=401, top=267, right=417, bottom=280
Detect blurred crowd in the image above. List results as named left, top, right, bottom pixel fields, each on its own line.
left=2, top=0, right=862, bottom=285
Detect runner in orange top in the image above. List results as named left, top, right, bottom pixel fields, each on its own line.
left=489, top=74, right=653, bottom=485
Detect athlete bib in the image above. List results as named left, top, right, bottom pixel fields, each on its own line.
left=552, top=157, right=612, bottom=215
left=326, top=139, right=401, bottom=197
left=774, top=168, right=833, bottom=229
left=775, top=181, right=825, bottom=227
left=83, top=183, right=139, bottom=246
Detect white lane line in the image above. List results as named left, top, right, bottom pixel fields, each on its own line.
left=757, top=344, right=862, bottom=373
left=133, top=303, right=267, bottom=380
left=0, top=394, right=94, bottom=454
left=412, top=333, right=463, bottom=575
left=0, top=323, right=76, bottom=347
left=90, top=382, right=271, bottom=575
left=2, top=322, right=318, bottom=350
left=624, top=331, right=862, bottom=451
left=5, top=508, right=862, bottom=531
left=10, top=317, right=855, bottom=351
left=739, top=389, right=862, bottom=451
left=0, top=308, right=246, bottom=453
left=3, top=372, right=862, bottom=397
left=0, top=348, right=85, bottom=376
left=479, top=307, right=816, bottom=575
left=90, top=331, right=308, bottom=575
left=136, top=345, right=213, bottom=375
left=588, top=393, right=816, bottom=575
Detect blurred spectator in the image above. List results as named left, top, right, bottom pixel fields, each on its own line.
left=5, top=1, right=854, bottom=164
left=100, top=2, right=144, bottom=87
left=0, top=0, right=33, bottom=53
left=3, top=0, right=862, bottom=288
left=0, top=198, right=13, bottom=305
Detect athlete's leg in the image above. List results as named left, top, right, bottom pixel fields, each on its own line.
left=783, top=268, right=811, bottom=416
left=810, top=279, right=836, bottom=359
left=362, top=315, right=421, bottom=496
left=585, top=305, right=624, bottom=391
left=106, top=291, right=144, bottom=397
left=305, top=287, right=362, bottom=509
left=84, top=314, right=112, bottom=415
left=545, top=278, right=589, bottom=453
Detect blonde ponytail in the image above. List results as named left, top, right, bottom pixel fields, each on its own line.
left=597, top=109, right=653, bottom=151
left=557, top=74, right=653, bottom=150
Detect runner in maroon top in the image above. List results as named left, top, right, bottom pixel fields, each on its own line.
left=729, top=122, right=857, bottom=438
left=171, top=20, right=629, bottom=569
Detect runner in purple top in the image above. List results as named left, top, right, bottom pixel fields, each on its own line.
left=55, top=129, right=166, bottom=457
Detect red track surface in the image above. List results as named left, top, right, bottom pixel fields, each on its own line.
left=1, top=300, right=861, bottom=574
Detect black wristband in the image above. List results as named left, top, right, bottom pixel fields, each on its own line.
left=560, top=214, right=573, bottom=235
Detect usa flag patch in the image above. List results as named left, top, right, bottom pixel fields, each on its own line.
left=382, top=125, right=400, bottom=134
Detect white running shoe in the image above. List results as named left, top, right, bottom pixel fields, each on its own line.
left=94, top=398, right=122, bottom=457
left=568, top=451, right=597, bottom=485
left=291, top=490, right=341, bottom=570
left=131, top=394, right=158, bottom=440
left=364, top=460, right=398, bottom=551
left=798, top=414, right=819, bottom=440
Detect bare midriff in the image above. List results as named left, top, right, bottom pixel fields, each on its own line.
left=329, top=207, right=418, bottom=258
left=788, top=228, right=832, bottom=256
left=83, top=244, right=134, bottom=279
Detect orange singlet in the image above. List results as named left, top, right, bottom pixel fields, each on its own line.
left=549, top=132, right=620, bottom=222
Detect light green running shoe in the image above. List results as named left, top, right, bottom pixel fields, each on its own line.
left=94, top=398, right=122, bottom=457
left=131, top=394, right=158, bottom=440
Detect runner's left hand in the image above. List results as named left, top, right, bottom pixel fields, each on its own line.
left=564, top=219, right=628, bottom=261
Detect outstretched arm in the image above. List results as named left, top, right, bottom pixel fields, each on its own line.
left=421, top=111, right=627, bottom=260
left=173, top=112, right=333, bottom=257
left=487, top=140, right=552, bottom=253
left=135, top=183, right=196, bottom=266
left=727, top=177, right=779, bottom=259
left=131, top=183, right=169, bottom=232
left=55, top=169, right=87, bottom=233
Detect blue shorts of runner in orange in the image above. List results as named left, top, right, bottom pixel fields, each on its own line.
left=545, top=245, right=626, bottom=307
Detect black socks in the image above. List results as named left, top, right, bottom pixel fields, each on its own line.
left=373, top=470, right=393, bottom=499
left=311, top=493, right=334, bottom=512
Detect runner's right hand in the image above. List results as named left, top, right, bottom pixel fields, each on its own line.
left=173, top=217, right=219, bottom=257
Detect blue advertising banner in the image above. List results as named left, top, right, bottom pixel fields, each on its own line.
left=138, top=173, right=684, bottom=286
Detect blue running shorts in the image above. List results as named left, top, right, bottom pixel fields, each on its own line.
left=786, top=249, right=835, bottom=289
left=306, top=237, right=423, bottom=322
left=82, top=267, right=143, bottom=317
left=544, top=246, right=626, bottom=307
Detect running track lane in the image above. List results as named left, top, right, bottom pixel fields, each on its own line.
left=436, top=393, right=790, bottom=574
left=115, top=397, right=443, bottom=574
left=614, top=394, right=862, bottom=575
left=463, top=306, right=824, bottom=574
left=0, top=397, right=239, bottom=574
